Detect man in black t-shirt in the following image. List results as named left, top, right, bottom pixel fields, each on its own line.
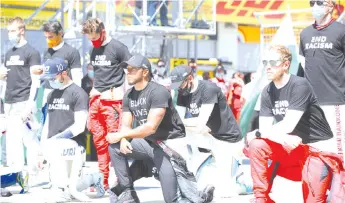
left=107, top=54, right=214, bottom=203
left=40, top=58, right=105, bottom=202
left=299, top=0, right=345, bottom=158
left=247, top=45, right=334, bottom=203
left=170, top=65, right=242, bottom=198
left=81, top=18, right=132, bottom=189
left=2, top=17, right=41, bottom=177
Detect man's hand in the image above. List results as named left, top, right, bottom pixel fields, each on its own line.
left=120, top=138, right=133, bottom=154
left=89, top=88, right=101, bottom=97
left=0, top=73, right=7, bottom=80
left=280, top=135, right=302, bottom=152
left=31, top=66, right=43, bottom=75
left=185, top=126, right=211, bottom=134
left=0, top=67, right=8, bottom=79
left=106, top=132, right=123, bottom=144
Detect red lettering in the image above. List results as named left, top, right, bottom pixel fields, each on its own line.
left=270, top=0, right=284, bottom=10
left=217, top=2, right=235, bottom=15
left=231, top=0, right=241, bottom=7
left=265, top=14, right=285, bottom=19
left=244, top=0, right=270, bottom=9
left=238, top=10, right=248, bottom=16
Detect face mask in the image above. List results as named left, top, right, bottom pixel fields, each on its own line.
left=47, top=35, right=62, bottom=48
left=49, top=79, right=63, bottom=89
left=87, top=70, right=94, bottom=78
left=91, top=31, right=104, bottom=48
left=8, top=33, right=20, bottom=45
left=312, top=5, right=326, bottom=21
left=215, top=72, right=224, bottom=79
left=157, top=67, right=166, bottom=76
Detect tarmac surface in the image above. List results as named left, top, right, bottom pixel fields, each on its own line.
left=0, top=162, right=304, bottom=203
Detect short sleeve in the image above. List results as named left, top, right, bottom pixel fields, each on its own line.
left=288, top=82, right=312, bottom=112
left=117, top=43, right=131, bottom=63
left=28, top=48, right=41, bottom=66
left=299, top=35, right=305, bottom=57
left=259, top=88, right=274, bottom=117
left=74, top=88, right=89, bottom=111
left=150, top=87, right=170, bottom=109
left=122, top=91, right=130, bottom=112
left=201, top=83, right=218, bottom=104
left=70, top=48, right=81, bottom=69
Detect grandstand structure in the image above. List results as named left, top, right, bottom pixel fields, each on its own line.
left=0, top=0, right=217, bottom=69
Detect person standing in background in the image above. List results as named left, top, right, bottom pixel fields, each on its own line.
left=299, top=0, right=345, bottom=158
left=82, top=18, right=132, bottom=190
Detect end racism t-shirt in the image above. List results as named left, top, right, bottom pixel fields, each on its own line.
left=46, top=83, right=89, bottom=147
left=43, top=43, right=81, bottom=89
left=123, top=81, right=185, bottom=142
left=299, top=21, right=345, bottom=105
left=177, top=80, right=242, bottom=143
left=5, top=43, right=41, bottom=103
left=90, top=39, right=131, bottom=92
left=260, top=75, right=333, bottom=144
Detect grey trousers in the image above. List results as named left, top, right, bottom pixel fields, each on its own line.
left=109, top=138, right=179, bottom=203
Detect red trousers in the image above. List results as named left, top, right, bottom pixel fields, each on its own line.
left=249, top=139, right=331, bottom=203
left=87, top=95, right=122, bottom=189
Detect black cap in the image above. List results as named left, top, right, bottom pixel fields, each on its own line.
left=121, top=54, right=153, bottom=77
left=170, top=65, right=192, bottom=90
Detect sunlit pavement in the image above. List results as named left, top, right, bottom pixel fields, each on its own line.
left=1, top=162, right=303, bottom=203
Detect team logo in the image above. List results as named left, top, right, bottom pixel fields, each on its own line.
left=56, top=64, right=64, bottom=72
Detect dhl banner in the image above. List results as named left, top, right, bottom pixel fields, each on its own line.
left=1, top=0, right=344, bottom=30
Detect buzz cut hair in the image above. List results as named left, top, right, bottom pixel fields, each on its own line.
left=8, top=17, right=26, bottom=30
left=81, top=18, right=105, bottom=34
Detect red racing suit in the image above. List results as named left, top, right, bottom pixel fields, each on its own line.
left=87, top=95, right=122, bottom=189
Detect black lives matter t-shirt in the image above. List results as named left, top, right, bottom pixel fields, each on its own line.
left=47, top=83, right=89, bottom=147
left=43, top=43, right=81, bottom=88
left=123, top=81, right=185, bottom=142
left=299, top=21, right=345, bottom=105
left=260, top=75, right=333, bottom=144
left=5, top=43, right=41, bottom=103
left=177, top=80, right=242, bottom=143
left=90, top=39, right=131, bottom=93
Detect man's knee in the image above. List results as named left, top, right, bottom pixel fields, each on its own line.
left=248, top=139, right=269, bottom=156
left=108, top=143, right=121, bottom=155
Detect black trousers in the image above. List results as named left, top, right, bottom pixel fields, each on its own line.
left=109, top=138, right=179, bottom=203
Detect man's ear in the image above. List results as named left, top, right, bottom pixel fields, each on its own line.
left=284, top=61, right=291, bottom=71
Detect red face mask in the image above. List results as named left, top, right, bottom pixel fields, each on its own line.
left=91, top=31, right=104, bottom=48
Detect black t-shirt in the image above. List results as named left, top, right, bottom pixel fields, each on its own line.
left=43, top=43, right=81, bottom=88
left=177, top=80, right=242, bottom=143
left=299, top=21, right=345, bottom=105
left=123, top=81, right=185, bottom=142
left=46, top=83, right=89, bottom=147
left=90, top=39, right=131, bottom=92
left=260, top=75, right=333, bottom=144
left=81, top=75, right=93, bottom=96
left=5, top=43, right=41, bottom=103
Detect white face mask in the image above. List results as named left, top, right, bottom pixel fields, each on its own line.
left=49, top=79, right=63, bottom=89
left=8, top=33, right=20, bottom=45
left=312, top=5, right=326, bottom=21
left=156, top=67, right=166, bottom=76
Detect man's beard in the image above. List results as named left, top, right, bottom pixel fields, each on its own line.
left=128, top=77, right=141, bottom=86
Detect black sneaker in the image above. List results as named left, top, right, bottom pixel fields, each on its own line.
left=116, top=189, right=140, bottom=203
left=200, top=185, right=215, bottom=203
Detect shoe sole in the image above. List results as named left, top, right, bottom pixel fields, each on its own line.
left=204, top=185, right=215, bottom=202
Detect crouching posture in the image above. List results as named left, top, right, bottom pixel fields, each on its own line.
left=247, top=45, right=339, bottom=203
left=40, top=58, right=105, bottom=202
left=106, top=54, right=214, bottom=203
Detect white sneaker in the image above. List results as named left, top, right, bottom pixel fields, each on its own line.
left=48, top=187, right=72, bottom=203
left=92, top=173, right=105, bottom=198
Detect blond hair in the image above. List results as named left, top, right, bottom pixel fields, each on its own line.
left=268, top=45, right=292, bottom=63
left=8, top=17, right=25, bottom=30
left=81, top=18, right=105, bottom=34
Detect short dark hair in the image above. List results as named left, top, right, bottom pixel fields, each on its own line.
left=42, top=21, right=64, bottom=35
left=81, top=18, right=105, bottom=34
left=8, top=17, right=25, bottom=30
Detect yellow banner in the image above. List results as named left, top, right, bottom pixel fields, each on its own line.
left=1, top=0, right=344, bottom=29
